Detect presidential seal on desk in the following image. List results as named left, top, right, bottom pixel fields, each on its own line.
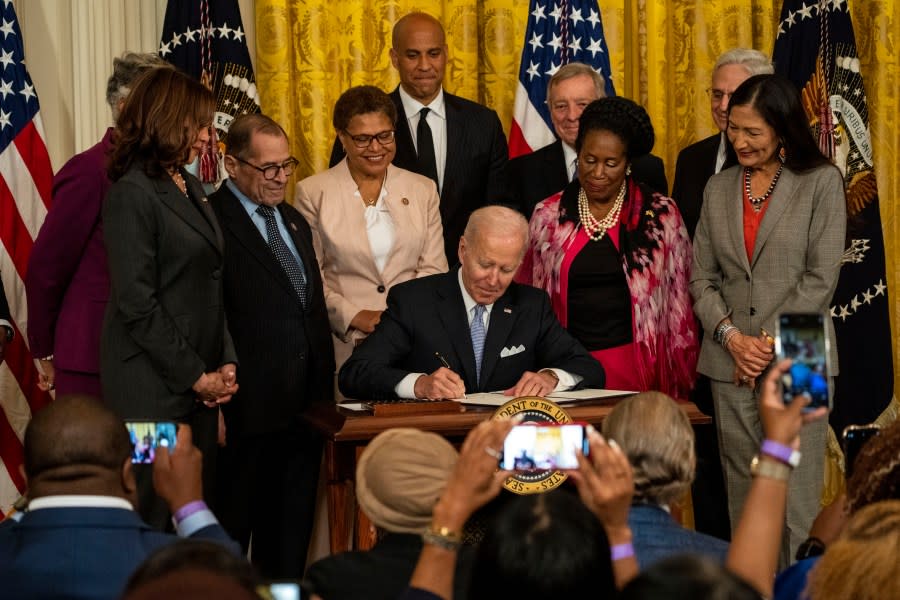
left=492, top=397, right=575, bottom=495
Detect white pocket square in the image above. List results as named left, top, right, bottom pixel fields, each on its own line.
left=500, top=344, right=526, bottom=358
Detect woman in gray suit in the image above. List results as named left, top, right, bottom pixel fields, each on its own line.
left=102, top=68, right=238, bottom=521
left=691, top=74, right=846, bottom=564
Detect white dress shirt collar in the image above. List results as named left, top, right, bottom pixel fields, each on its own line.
left=29, top=495, right=134, bottom=511
left=398, top=86, right=446, bottom=121
left=457, top=268, right=493, bottom=324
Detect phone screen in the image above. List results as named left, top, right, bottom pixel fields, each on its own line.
left=125, top=421, right=177, bottom=464
left=775, top=313, right=830, bottom=410
left=500, top=423, right=588, bottom=471
left=265, top=582, right=301, bottom=600
left=842, top=425, right=880, bottom=479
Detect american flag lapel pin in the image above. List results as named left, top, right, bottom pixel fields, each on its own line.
left=503, top=307, right=512, bottom=314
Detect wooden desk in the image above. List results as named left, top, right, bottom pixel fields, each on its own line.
left=305, top=399, right=711, bottom=554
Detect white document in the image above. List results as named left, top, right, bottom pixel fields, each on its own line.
left=452, top=392, right=510, bottom=406
left=546, top=389, right=636, bottom=402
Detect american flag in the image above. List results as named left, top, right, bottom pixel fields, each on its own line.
left=0, top=1, right=54, bottom=517
left=509, top=0, right=615, bottom=158
left=773, top=0, right=893, bottom=435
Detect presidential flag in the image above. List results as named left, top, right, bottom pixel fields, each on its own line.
left=509, top=0, right=615, bottom=158
left=159, top=0, right=260, bottom=181
left=773, top=0, right=893, bottom=434
left=0, top=2, right=54, bottom=517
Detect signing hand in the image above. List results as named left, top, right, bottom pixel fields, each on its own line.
left=504, top=370, right=558, bottom=397
left=414, top=367, right=466, bottom=400
left=350, top=309, right=383, bottom=334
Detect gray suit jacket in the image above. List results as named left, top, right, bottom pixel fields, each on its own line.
left=101, top=165, right=236, bottom=420
left=690, top=163, right=845, bottom=381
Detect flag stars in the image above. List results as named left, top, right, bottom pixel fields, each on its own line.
left=797, top=4, right=814, bottom=20
left=874, top=279, right=886, bottom=296
left=549, top=4, right=564, bottom=25
left=850, top=295, right=861, bottom=311
left=528, top=32, right=544, bottom=52
left=569, top=35, right=583, bottom=54
left=837, top=305, right=851, bottom=321
left=184, top=27, right=197, bottom=42
left=531, top=4, right=546, bottom=24
left=20, top=81, right=35, bottom=102
left=587, top=8, right=601, bottom=28
left=546, top=62, right=561, bottom=77
left=586, top=37, right=604, bottom=58
left=217, top=22, right=232, bottom=39
left=526, top=61, right=541, bottom=81
left=570, top=9, right=585, bottom=27
left=862, top=290, right=874, bottom=304
left=548, top=32, right=563, bottom=53
left=232, top=26, right=245, bottom=42
left=0, top=48, right=13, bottom=70
left=0, top=18, right=14, bottom=39
left=170, top=32, right=182, bottom=48
left=0, top=107, right=10, bottom=130
left=0, top=78, right=12, bottom=100
left=159, top=42, right=171, bottom=57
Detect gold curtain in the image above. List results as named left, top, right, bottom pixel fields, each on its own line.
left=255, top=0, right=900, bottom=397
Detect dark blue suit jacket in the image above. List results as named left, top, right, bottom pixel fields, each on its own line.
left=0, top=506, right=238, bottom=599
left=338, top=268, right=604, bottom=399
left=629, top=504, right=729, bottom=568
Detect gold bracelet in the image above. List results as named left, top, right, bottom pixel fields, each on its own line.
left=422, top=525, right=462, bottom=551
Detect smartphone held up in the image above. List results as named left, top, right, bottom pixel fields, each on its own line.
left=774, top=312, right=832, bottom=411
left=499, top=423, right=589, bottom=472
left=125, top=421, right=177, bottom=464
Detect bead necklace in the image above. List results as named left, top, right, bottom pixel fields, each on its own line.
left=744, top=163, right=784, bottom=211
left=577, top=181, right=626, bottom=242
left=170, top=170, right=189, bottom=197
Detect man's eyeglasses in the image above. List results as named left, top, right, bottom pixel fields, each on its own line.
left=344, top=129, right=396, bottom=148
left=706, top=88, right=734, bottom=103
left=233, top=156, right=299, bottom=180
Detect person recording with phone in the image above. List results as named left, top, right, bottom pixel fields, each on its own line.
left=690, top=73, right=845, bottom=564
left=0, top=395, right=239, bottom=599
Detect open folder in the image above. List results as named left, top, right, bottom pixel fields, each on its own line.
left=453, top=389, right=636, bottom=407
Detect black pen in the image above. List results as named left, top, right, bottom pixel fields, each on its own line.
left=434, top=352, right=452, bottom=369
left=434, top=352, right=465, bottom=399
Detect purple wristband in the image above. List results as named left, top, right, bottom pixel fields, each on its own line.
left=610, top=542, right=635, bottom=561
left=173, top=500, right=207, bottom=523
left=761, top=440, right=794, bottom=465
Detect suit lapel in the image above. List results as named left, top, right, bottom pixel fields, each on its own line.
left=725, top=168, right=752, bottom=273
left=380, top=165, right=411, bottom=284
left=155, top=171, right=221, bottom=252
left=218, top=186, right=297, bottom=298
left=442, top=94, right=463, bottom=202
left=751, top=168, right=797, bottom=268
left=436, top=271, right=477, bottom=389
left=479, top=291, right=515, bottom=389
left=549, top=139, right=570, bottom=185
left=390, top=89, right=418, bottom=171
left=279, top=203, right=318, bottom=302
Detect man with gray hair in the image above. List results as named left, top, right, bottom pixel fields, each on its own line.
left=26, top=52, right=171, bottom=397
left=508, top=62, right=668, bottom=217
left=339, top=205, right=604, bottom=400
left=671, top=48, right=774, bottom=237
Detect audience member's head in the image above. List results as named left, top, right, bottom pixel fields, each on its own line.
left=459, top=206, right=529, bottom=305
left=108, top=67, right=215, bottom=180
left=356, top=428, right=458, bottom=534
left=708, top=48, right=774, bottom=132
left=602, top=391, right=695, bottom=507
left=122, top=540, right=261, bottom=600
left=105, top=51, right=171, bottom=120
left=575, top=96, right=655, bottom=160
left=806, top=500, right=900, bottom=600
left=619, top=554, right=760, bottom=600
left=23, top=394, right=135, bottom=503
left=846, top=420, right=900, bottom=513
left=726, top=74, right=829, bottom=173
left=390, top=12, right=447, bottom=104
left=467, top=489, right=616, bottom=600
left=223, top=114, right=296, bottom=208
left=546, top=62, right=606, bottom=148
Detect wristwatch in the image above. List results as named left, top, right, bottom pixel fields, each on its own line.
left=750, top=455, right=792, bottom=481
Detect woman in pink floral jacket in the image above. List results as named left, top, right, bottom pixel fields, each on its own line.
left=517, top=97, right=698, bottom=399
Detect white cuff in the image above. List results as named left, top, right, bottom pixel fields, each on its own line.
left=395, top=373, right=426, bottom=399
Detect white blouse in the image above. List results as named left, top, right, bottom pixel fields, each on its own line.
left=355, top=183, right=395, bottom=274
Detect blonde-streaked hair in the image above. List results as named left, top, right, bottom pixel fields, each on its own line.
left=806, top=500, right=900, bottom=600
left=601, top=391, right=695, bottom=507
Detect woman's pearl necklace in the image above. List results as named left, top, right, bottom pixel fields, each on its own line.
left=578, top=181, right=626, bottom=242
left=744, top=163, right=784, bottom=211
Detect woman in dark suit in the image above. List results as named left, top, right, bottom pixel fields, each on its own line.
left=691, top=74, right=846, bottom=563
left=101, top=68, right=238, bottom=514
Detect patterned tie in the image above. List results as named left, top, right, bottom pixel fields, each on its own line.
left=416, top=107, right=439, bottom=186
left=257, top=204, right=308, bottom=308
left=570, top=157, right=578, bottom=182
left=470, top=304, right=487, bottom=386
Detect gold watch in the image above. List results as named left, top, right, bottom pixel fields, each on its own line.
left=750, top=455, right=792, bottom=481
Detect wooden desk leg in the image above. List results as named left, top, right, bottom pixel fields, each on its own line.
left=325, top=440, right=355, bottom=554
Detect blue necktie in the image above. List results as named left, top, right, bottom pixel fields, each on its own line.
left=471, top=304, right=486, bottom=385
left=257, top=204, right=308, bottom=308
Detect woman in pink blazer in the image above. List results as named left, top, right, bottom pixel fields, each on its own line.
left=296, top=86, right=447, bottom=374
